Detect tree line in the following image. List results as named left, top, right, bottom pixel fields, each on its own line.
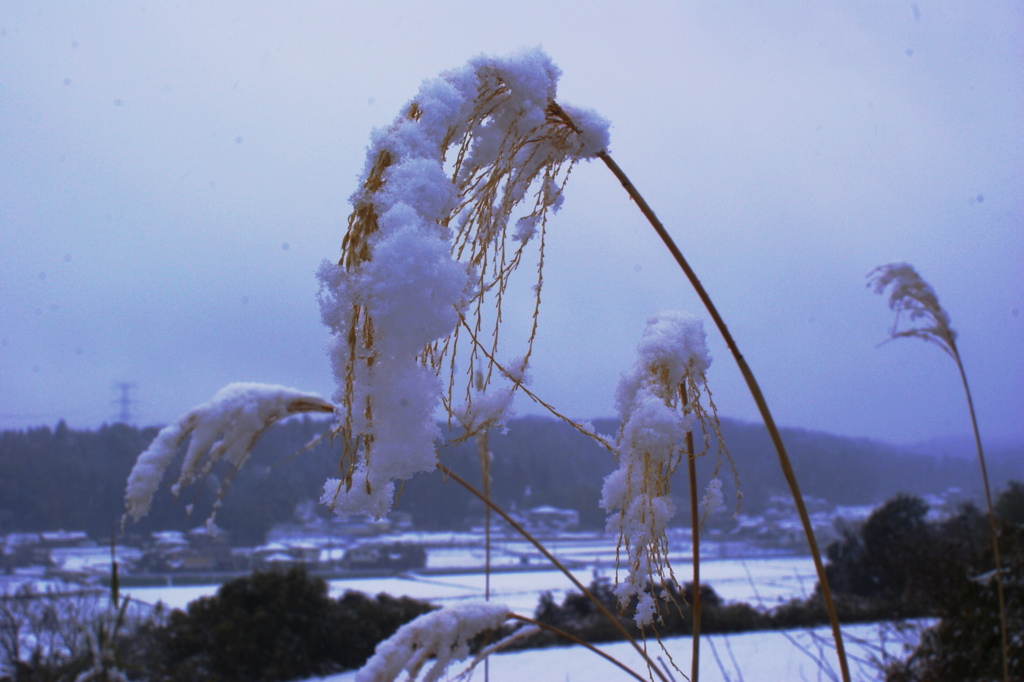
left=0, top=416, right=1019, bottom=544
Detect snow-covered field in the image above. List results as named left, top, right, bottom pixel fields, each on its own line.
left=118, top=554, right=918, bottom=680
left=5, top=553, right=923, bottom=681
left=120, top=555, right=819, bottom=614
left=307, top=621, right=922, bottom=682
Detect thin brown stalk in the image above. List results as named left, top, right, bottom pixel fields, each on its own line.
left=473, top=371, right=494, bottom=609
left=478, top=431, right=492, bottom=604
left=954, top=345, right=1009, bottom=682
left=437, top=463, right=672, bottom=682
left=475, top=377, right=493, bottom=682
left=685, top=412, right=701, bottom=682
left=869, top=263, right=1008, bottom=681
left=508, top=614, right=652, bottom=682
left=596, top=149, right=850, bottom=682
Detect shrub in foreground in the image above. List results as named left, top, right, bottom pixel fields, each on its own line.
left=136, top=567, right=434, bottom=682
left=884, top=502, right=1024, bottom=681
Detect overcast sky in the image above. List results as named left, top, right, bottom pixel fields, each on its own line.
left=1, top=2, right=1021, bottom=449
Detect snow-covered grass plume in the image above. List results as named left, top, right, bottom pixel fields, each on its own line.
left=602, top=311, right=716, bottom=626
left=355, top=602, right=510, bottom=682
left=123, top=383, right=332, bottom=525
left=318, top=47, right=609, bottom=517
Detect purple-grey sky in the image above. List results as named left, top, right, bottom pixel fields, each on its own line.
left=2, top=2, right=1022, bottom=447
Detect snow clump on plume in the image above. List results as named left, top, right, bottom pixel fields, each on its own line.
left=355, top=602, right=510, bottom=682
left=123, top=383, right=332, bottom=524
left=454, top=382, right=516, bottom=436
left=318, top=47, right=610, bottom=518
left=601, top=311, right=712, bottom=626
left=701, top=476, right=725, bottom=517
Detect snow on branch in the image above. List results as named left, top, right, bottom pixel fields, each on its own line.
left=318, top=47, right=610, bottom=518
left=355, top=602, right=511, bottom=682
left=123, top=383, right=333, bottom=524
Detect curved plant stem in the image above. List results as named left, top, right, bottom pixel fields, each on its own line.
left=953, top=344, right=1009, bottom=682
left=476, top=428, right=493, bottom=682
left=508, top=614, right=651, bottom=682
left=437, top=463, right=672, bottom=682
left=597, top=150, right=850, bottom=682
left=682, top=386, right=701, bottom=682
left=688, top=435, right=701, bottom=682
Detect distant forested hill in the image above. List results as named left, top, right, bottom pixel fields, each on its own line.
left=0, top=416, right=1019, bottom=543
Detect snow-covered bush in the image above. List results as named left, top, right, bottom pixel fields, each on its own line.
left=134, top=567, right=435, bottom=681
left=0, top=585, right=154, bottom=681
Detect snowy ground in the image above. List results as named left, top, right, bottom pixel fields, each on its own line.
left=118, top=554, right=919, bottom=680
left=305, top=621, right=924, bottom=682
left=120, top=555, right=819, bottom=614
left=4, top=553, right=923, bottom=681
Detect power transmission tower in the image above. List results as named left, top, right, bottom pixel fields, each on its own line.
left=112, top=381, right=137, bottom=424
